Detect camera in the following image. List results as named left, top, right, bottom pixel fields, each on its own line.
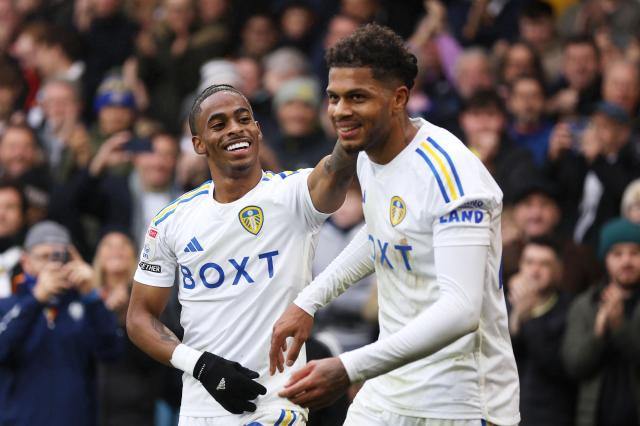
left=49, top=250, right=70, bottom=264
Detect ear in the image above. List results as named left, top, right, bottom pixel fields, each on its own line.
left=192, top=135, right=207, bottom=156
left=255, top=120, right=263, bottom=143
left=393, top=86, right=410, bottom=113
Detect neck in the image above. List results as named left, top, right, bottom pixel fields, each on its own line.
left=211, top=167, right=262, bottom=203
left=366, top=115, right=418, bottom=164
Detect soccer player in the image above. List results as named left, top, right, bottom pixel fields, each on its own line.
left=269, top=24, right=521, bottom=426
left=126, top=84, right=357, bottom=425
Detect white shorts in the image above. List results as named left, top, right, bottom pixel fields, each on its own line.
left=178, top=408, right=305, bottom=426
left=345, top=392, right=507, bottom=426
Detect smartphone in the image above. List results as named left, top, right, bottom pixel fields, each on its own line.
left=122, top=137, right=153, bottom=153
left=568, top=118, right=587, bottom=152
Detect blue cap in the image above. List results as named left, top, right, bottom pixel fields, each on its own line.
left=94, top=76, right=136, bottom=112
left=595, top=101, right=630, bottom=124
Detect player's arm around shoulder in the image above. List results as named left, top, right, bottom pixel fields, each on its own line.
left=307, top=140, right=358, bottom=213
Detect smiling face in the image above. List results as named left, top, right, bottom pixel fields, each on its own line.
left=192, top=90, right=262, bottom=178
left=327, top=67, right=399, bottom=155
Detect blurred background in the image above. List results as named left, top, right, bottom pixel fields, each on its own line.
left=0, top=0, right=640, bottom=425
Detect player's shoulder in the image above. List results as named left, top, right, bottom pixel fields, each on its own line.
left=413, top=121, right=498, bottom=198
left=261, top=168, right=311, bottom=183
left=151, top=180, right=212, bottom=228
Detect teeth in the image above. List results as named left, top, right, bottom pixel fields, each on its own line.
left=226, top=142, right=250, bottom=151
left=338, top=126, right=359, bottom=132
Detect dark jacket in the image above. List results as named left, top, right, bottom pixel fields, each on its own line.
left=562, top=284, right=640, bottom=426
left=513, top=292, right=576, bottom=426
left=0, top=274, right=123, bottom=426
left=545, top=140, right=640, bottom=246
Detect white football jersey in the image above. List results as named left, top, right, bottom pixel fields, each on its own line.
left=134, top=169, right=328, bottom=417
left=356, top=118, right=520, bottom=424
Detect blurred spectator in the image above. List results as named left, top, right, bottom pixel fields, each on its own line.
left=508, top=236, right=576, bottom=426
left=547, top=35, right=602, bottom=118
left=547, top=101, right=640, bottom=245
left=454, top=48, right=495, bottom=103
left=90, top=75, right=137, bottom=152
left=94, top=230, right=161, bottom=426
left=238, top=13, right=279, bottom=59
left=271, top=77, right=331, bottom=169
left=10, top=22, right=48, bottom=108
left=504, top=177, right=601, bottom=294
left=261, top=47, right=310, bottom=141
left=622, top=178, right=640, bottom=223
left=197, top=0, right=230, bottom=27
left=0, top=181, right=26, bottom=297
left=32, top=25, right=84, bottom=84
left=559, top=0, right=640, bottom=48
left=519, top=0, right=563, bottom=82
left=0, top=124, right=50, bottom=223
left=35, top=78, right=91, bottom=182
left=0, top=60, right=23, bottom=134
left=0, top=221, right=123, bottom=426
left=277, top=1, right=318, bottom=54
left=339, top=0, right=381, bottom=24
left=498, top=40, right=545, bottom=96
left=136, top=0, right=228, bottom=132
left=76, top=0, right=138, bottom=112
left=88, top=131, right=180, bottom=246
left=507, top=75, right=553, bottom=166
left=449, top=0, right=524, bottom=47
left=458, top=89, right=536, bottom=201
left=601, top=59, right=640, bottom=117
left=0, top=0, right=19, bottom=54
left=407, top=1, right=464, bottom=127
left=563, top=217, right=640, bottom=426
left=310, top=14, right=359, bottom=91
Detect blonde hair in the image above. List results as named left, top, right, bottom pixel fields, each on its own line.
left=621, top=178, right=640, bottom=218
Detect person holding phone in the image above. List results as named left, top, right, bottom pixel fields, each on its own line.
left=0, top=221, right=124, bottom=426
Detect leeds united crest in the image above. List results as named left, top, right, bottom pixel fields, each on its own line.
left=390, top=196, right=406, bottom=226
left=239, top=206, right=264, bottom=235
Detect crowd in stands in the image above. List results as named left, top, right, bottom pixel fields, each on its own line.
left=0, top=0, right=640, bottom=425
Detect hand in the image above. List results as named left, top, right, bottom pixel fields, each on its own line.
left=601, top=284, right=626, bottom=332
left=62, top=246, right=95, bottom=295
left=278, top=357, right=351, bottom=410
left=194, top=352, right=267, bottom=414
left=507, top=273, right=541, bottom=334
left=580, top=124, right=601, bottom=164
left=469, top=130, right=499, bottom=164
left=548, top=89, right=578, bottom=116
left=548, top=122, right=573, bottom=161
left=270, top=304, right=314, bottom=375
left=89, top=132, right=133, bottom=176
left=33, top=263, right=70, bottom=302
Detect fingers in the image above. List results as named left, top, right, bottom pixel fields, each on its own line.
left=286, top=336, right=304, bottom=367
left=236, top=364, right=260, bottom=380
left=269, top=328, right=287, bottom=375
left=68, top=245, right=83, bottom=262
left=279, top=364, right=314, bottom=398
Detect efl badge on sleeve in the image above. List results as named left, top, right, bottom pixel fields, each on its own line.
left=390, top=196, right=406, bottom=226
left=239, top=206, right=264, bottom=235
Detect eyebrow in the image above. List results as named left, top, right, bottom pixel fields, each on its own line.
left=206, top=107, right=252, bottom=126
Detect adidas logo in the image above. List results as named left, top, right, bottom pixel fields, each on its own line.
left=216, top=377, right=226, bottom=391
left=184, top=237, right=204, bottom=253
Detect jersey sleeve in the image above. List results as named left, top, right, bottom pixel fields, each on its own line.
left=133, top=221, right=177, bottom=287
left=418, top=133, right=502, bottom=247
left=277, top=169, right=330, bottom=232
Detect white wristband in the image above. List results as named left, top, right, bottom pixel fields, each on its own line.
left=170, top=344, right=203, bottom=376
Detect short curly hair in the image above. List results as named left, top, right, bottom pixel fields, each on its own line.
left=325, top=23, right=418, bottom=90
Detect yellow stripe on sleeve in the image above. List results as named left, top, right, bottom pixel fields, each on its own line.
left=420, top=142, right=458, bottom=200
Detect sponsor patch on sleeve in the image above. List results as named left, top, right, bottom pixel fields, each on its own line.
left=139, top=262, right=162, bottom=273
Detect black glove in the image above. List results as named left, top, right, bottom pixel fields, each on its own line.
left=193, top=351, right=267, bottom=414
